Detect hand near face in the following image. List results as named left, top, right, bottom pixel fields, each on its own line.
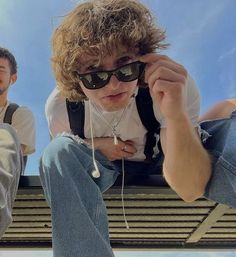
left=139, top=54, right=188, bottom=122
left=85, top=137, right=137, bottom=161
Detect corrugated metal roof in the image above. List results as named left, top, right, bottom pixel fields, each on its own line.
left=0, top=176, right=236, bottom=249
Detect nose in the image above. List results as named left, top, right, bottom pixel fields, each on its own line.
left=106, top=74, right=121, bottom=90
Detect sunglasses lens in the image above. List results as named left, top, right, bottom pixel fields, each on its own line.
left=81, top=72, right=109, bottom=89
left=79, top=61, right=145, bottom=89
left=117, top=62, right=142, bottom=82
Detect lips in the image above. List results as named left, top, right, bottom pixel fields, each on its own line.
left=103, top=92, right=127, bottom=101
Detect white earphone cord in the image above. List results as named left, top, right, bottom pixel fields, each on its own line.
left=89, top=100, right=129, bottom=229
left=89, top=100, right=100, bottom=178
left=121, top=157, right=129, bottom=229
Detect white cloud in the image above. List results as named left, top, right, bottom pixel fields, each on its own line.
left=167, top=1, right=229, bottom=59
left=218, top=46, right=236, bottom=62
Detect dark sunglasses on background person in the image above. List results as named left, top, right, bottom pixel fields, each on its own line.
left=76, top=61, right=146, bottom=90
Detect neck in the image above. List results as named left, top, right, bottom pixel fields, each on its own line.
left=0, top=95, right=7, bottom=107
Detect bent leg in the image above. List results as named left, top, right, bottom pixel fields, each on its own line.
left=0, top=124, right=22, bottom=238
left=200, top=111, right=236, bottom=208
left=39, top=135, right=119, bottom=257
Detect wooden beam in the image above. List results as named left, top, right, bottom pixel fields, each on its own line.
left=186, top=204, right=230, bottom=243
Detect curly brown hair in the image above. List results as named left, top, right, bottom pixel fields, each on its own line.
left=51, top=0, right=169, bottom=101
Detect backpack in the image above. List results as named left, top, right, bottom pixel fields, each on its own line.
left=3, top=103, right=27, bottom=171
left=66, top=87, right=163, bottom=161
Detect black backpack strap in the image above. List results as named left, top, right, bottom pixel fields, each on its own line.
left=3, top=103, right=19, bottom=124
left=66, top=99, right=85, bottom=138
left=66, top=90, right=161, bottom=161
left=3, top=103, right=28, bottom=173
left=136, top=88, right=161, bottom=162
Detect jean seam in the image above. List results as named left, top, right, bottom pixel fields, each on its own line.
left=94, top=191, right=101, bottom=227
left=218, top=156, right=236, bottom=174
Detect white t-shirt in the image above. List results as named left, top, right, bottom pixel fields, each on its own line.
left=0, top=102, right=35, bottom=155
left=45, top=75, right=200, bottom=161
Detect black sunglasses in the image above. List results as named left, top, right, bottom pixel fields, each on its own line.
left=77, top=61, right=146, bottom=90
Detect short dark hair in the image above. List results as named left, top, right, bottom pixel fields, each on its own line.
left=0, top=47, right=17, bottom=74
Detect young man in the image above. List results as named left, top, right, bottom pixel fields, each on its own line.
left=40, top=0, right=236, bottom=256
left=0, top=47, right=35, bottom=237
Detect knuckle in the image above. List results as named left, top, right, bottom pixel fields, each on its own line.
left=159, top=54, right=168, bottom=61
left=154, top=80, right=162, bottom=88
left=180, top=75, right=187, bottom=85
left=157, top=60, right=167, bottom=67
left=180, top=66, right=188, bottom=77
left=157, top=66, right=166, bottom=74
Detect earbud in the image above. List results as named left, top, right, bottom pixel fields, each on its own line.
left=91, top=159, right=100, bottom=178
left=92, top=168, right=100, bottom=178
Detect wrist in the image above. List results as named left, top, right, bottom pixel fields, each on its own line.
left=84, top=137, right=104, bottom=149
left=165, top=113, right=190, bottom=127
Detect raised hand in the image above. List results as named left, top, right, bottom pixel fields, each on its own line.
left=140, top=54, right=188, bottom=122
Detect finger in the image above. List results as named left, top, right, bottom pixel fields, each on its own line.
left=139, top=54, right=187, bottom=80
left=150, top=80, right=185, bottom=97
left=123, top=152, right=135, bottom=158
left=139, top=53, right=169, bottom=63
left=121, top=143, right=137, bottom=154
left=147, top=66, right=186, bottom=91
left=116, top=151, right=135, bottom=159
left=145, top=60, right=187, bottom=82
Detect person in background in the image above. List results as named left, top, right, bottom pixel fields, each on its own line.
left=199, top=99, right=236, bottom=121
left=40, top=1, right=236, bottom=256
left=0, top=47, right=35, bottom=238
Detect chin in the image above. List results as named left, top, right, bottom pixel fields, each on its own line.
left=101, top=101, right=129, bottom=112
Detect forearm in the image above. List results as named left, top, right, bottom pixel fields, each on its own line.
left=163, top=114, right=211, bottom=202
left=84, top=137, right=105, bottom=149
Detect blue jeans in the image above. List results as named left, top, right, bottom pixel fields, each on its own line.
left=39, top=135, right=164, bottom=257
left=39, top=111, right=236, bottom=257
left=201, top=110, right=236, bottom=208
left=40, top=137, right=118, bottom=257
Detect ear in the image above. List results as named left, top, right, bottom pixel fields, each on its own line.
left=10, top=73, right=17, bottom=84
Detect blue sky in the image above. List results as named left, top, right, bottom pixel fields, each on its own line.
left=0, top=0, right=236, bottom=174
left=0, top=0, right=236, bottom=255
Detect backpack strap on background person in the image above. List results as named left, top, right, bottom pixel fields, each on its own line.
left=135, top=87, right=162, bottom=162
left=3, top=103, right=19, bottom=124
left=66, top=99, right=85, bottom=139
left=3, top=103, right=28, bottom=173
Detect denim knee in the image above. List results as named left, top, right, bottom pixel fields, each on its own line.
left=41, top=136, right=88, bottom=169
left=40, top=134, right=119, bottom=195
left=39, top=136, right=88, bottom=204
